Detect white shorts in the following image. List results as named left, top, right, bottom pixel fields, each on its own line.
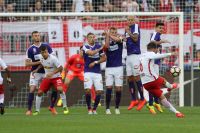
left=84, top=72, right=103, bottom=91
left=105, top=66, right=123, bottom=87
left=126, top=54, right=141, bottom=76
left=29, top=72, right=45, bottom=87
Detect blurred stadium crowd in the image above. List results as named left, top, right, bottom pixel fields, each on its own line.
left=0, top=0, right=200, bottom=21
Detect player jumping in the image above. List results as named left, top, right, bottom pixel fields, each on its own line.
left=125, top=16, right=146, bottom=111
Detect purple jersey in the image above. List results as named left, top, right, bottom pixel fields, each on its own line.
left=83, top=43, right=104, bottom=73
left=26, top=43, right=53, bottom=73
left=150, top=31, right=162, bottom=65
left=105, top=40, right=123, bottom=68
left=125, top=24, right=141, bottom=55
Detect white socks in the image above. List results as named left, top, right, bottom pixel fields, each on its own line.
left=161, top=98, right=179, bottom=113
left=0, top=94, right=4, bottom=103
left=165, top=82, right=173, bottom=89
left=60, top=93, right=67, bottom=108
left=35, top=95, right=42, bottom=112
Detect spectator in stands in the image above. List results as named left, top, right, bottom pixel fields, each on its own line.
left=104, top=0, right=114, bottom=12
left=4, top=2, right=17, bottom=21
left=0, top=0, right=5, bottom=12
left=194, top=0, right=200, bottom=22
left=72, top=0, right=93, bottom=12
left=121, top=0, right=139, bottom=12
left=92, top=0, right=104, bottom=12
left=159, top=0, right=175, bottom=12
left=29, top=0, right=46, bottom=21
left=84, top=0, right=93, bottom=12
left=137, top=0, right=156, bottom=12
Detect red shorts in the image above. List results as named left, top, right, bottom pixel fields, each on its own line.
left=66, top=71, right=84, bottom=81
left=0, top=85, right=3, bottom=94
left=39, top=77, right=65, bottom=93
left=143, top=76, right=165, bottom=98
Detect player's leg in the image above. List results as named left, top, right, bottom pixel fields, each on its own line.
left=26, top=72, right=39, bottom=115
left=153, top=96, right=163, bottom=113
left=33, top=78, right=51, bottom=115
left=147, top=93, right=156, bottom=114
left=84, top=72, right=93, bottom=114
left=105, top=68, right=113, bottom=114
left=91, top=86, right=96, bottom=103
left=149, top=77, right=184, bottom=118
left=56, top=72, right=74, bottom=107
left=114, top=66, right=123, bottom=114
left=0, top=80, right=5, bottom=115
left=53, top=77, right=69, bottom=115
left=126, top=57, right=138, bottom=110
left=92, top=73, right=103, bottom=114
left=132, top=55, right=146, bottom=111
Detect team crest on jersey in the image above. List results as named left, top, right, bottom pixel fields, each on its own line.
left=33, top=48, right=37, bottom=54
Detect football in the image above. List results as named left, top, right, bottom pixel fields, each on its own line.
left=170, top=66, right=181, bottom=77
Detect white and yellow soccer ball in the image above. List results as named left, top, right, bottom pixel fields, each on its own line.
left=170, top=66, right=181, bottom=77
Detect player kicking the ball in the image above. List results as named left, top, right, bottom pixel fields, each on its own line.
left=33, top=45, right=68, bottom=115
left=139, top=42, right=184, bottom=118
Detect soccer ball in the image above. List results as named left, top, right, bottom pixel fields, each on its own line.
left=170, top=66, right=181, bottom=77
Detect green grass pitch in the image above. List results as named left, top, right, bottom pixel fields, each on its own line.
left=0, top=107, right=200, bottom=133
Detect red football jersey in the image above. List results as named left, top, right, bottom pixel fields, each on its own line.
left=65, top=54, right=84, bottom=72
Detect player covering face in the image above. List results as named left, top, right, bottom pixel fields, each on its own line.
left=104, top=27, right=123, bottom=115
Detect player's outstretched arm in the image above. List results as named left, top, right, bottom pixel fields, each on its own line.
left=151, top=40, right=170, bottom=45
left=149, top=53, right=172, bottom=60
left=25, top=59, right=41, bottom=67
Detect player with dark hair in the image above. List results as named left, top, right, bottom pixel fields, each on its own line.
left=140, top=42, right=184, bottom=118
left=25, top=31, right=58, bottom=115
left=32, top=45, right=68, bottom=115
left=82, top=32, right=106, bottom=114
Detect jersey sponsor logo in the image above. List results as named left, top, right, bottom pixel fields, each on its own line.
left=33, top=48, right=37, bottom=54
left=109, top=44, right=119, bottom=51
left=34, top=54, right=41, bottom=60
left=88, top=53, right=100, bottom=58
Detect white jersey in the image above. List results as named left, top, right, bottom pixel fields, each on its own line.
left=0, top=58, right=7, bottom=84
left=139, top=51, right=171, bottom=84
left=39, top=54, right=61, bottom=79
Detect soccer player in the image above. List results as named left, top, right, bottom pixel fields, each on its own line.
left=104, top=27, right=123, bottom=114
left=25, top=31, right=57, bottom=115
left=139, top=42, right=184, bottom=118
left=0, top=58, right=11, bottom=115
left=147, top=22, right=171, bottom=114
left=32, top=45, right=68, bottom=115
left=57, top=47, right=98, bottom=107
left=125, top=16, right=146, bottom=111
left=82, top=32, right=106, bottom=114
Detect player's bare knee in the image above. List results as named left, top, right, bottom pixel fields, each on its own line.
left=96, top=90, right=103, bottom=95
left=134, top=75, right=141, bottom=81
left=37, top=91, right=43, bottom=96
left=106, top=86, right=112, bottom=90
left=57, top=86, right=63, bottom=92
left=64, top=78, right=70, bottom=85
left=85, top=89, right=90, bottom=94
left=29, top=85, right=36, bottom=93
left=115, top=86, right=122, bottom=92
left=159, top=94, right=166, bottom=100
